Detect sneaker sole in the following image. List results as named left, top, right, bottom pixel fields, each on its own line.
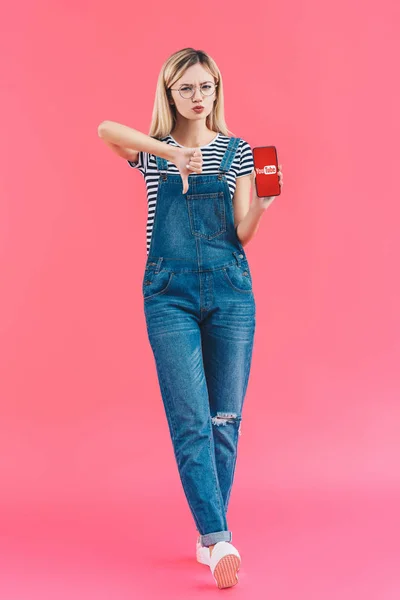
left=213, top=553, right=241, bottom=589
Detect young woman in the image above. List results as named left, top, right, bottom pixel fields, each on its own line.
left=98, top=47, right=283, bottom=589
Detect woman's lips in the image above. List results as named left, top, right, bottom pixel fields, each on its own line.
left=192, top=106, right=204, bottom=112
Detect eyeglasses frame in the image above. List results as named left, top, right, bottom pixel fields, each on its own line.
left=169, top=82, right=219, bottom=99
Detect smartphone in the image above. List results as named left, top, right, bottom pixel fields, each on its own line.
left=252, top=146, right=281, bottom=197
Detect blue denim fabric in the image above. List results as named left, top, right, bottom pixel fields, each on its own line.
left=142, top=137, right=256, bottom=547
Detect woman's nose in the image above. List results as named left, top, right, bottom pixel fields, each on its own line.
left=192, top=87, right=203, bottom=100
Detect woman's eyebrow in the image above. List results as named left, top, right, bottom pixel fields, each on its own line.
left=179, top=80, right=213, bottom=85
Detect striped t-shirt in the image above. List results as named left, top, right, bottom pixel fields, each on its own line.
left=127, top=131, right=254, bottom=255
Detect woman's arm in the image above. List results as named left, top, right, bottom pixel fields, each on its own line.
left=236, top=202, right=266, bottom=246
left=100, top=138, right=140, bottom=161
left=98, top=120, right=203, bottom=194
left=97, top=120, right=179, bottom=163
left=233, top=172, right=266, bottom=246
left=234, top=167, right=283, bottom=245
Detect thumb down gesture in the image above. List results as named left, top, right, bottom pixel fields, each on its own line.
left=171, top=147, right=203, bottom=194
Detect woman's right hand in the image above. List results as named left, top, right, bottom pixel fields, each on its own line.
left=170, top=147, right=203, bottom=194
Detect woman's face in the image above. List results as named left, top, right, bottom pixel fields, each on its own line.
left=169, top=64, right=217, bottom=121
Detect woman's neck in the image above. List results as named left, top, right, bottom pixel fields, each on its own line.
left=170, top=124, right=216, bottom=148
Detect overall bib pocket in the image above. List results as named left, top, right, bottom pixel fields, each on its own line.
left=142, top=270, right=174, bottom=301
left=186, top=191, right=226, bottom=239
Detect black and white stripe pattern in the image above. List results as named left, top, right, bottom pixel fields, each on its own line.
left=127, top=132, right=254, bottom=255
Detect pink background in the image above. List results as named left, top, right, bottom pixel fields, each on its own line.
left=1, top=1, right=399, bottom=598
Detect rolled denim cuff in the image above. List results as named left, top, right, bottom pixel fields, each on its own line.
left=200, top=530, right=232, bottom=547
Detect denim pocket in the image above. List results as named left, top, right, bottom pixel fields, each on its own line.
left=223, top=264, right=253, bottom=294
left=142, top=270, right=174, bottom=301
left=186, top=192, right=226, bottom=239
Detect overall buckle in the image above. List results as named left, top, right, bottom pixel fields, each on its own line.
left=232, top=250, right=245, bottom=266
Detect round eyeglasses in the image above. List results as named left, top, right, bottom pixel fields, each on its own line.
left=169, top=82, right=218, bottom=99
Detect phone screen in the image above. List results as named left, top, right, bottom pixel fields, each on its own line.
left=252, top=146, right=281, bottom=197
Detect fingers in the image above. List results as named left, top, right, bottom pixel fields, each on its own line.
left=186, top=152, right=203, bottom=173
left=278, top=163, right=283, bottom=186
left=186, top=163, right=203, bottom=173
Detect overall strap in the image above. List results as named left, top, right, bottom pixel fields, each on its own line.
left=156, top=153, right=169, bottom=180
left=217, top=137, right=241, bottom=180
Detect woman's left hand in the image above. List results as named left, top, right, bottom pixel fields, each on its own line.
left=251, top=164, right=283, bottom=209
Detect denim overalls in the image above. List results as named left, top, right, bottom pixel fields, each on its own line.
left=142, top=137, right=256, bottom=547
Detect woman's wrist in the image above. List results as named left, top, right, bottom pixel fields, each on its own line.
left=250, top=195, right=268, bottom=214
left=166, top=145, right=183, bottom=163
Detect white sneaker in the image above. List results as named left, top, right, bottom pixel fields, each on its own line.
left=209, top=541, right=241, bottom=589
left=196, top=535, right=210, bottom=565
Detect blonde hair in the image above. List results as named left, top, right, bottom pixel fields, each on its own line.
left=148, top=48, right=236, bottom=140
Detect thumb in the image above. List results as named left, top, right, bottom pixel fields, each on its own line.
left=182, top=172, right=188, bottom=195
